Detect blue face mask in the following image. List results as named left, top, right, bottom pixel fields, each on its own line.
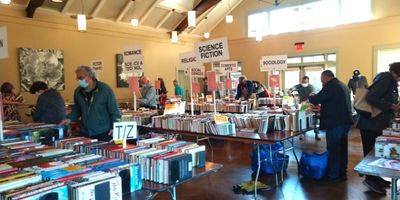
left=79, top=79, right=89, bottom=88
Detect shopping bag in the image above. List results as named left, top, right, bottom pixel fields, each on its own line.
left=353, top=88, right=382, bottom=118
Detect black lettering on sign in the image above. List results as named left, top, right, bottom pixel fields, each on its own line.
left=115, top=125, right=123, bottom=139
left=181, top=57, right=196, bottom=63
left=200, top=50, right=223, bottom=59
left=263, top=60, right=286, bottom=65
left=124, top=50, right=142, bottom=56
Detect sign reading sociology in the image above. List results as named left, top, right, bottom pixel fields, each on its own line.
left=260, top=55, right=288, bottom=72
left=219, top=61, right=238, bottom=73
left=91, top=60, right=104, bottom=72
left=195, top=37, right=230, bottom=63
left=123, top=45, right=144, bottom=73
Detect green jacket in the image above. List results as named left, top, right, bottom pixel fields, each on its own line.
left=68, top=81, right=121, bottom=136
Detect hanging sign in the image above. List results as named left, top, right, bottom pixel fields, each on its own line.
left=113, top=121, right=137, bottom=140
left=260, top=55, right=288, bottom=72
left=195, top=37, right=230, bottom=63
left=123, top=45, right=144, bottom=73
left=128, top=76, right=140, bottom=96
left=219, top=61, right=238, bottom=73
left=184, top=66, right=206, bottom=78
left=0, top=26, right=8, bottom=59
left=91, top=60, right=104, bottom=72
left=207, top=71, right=217, bottom=92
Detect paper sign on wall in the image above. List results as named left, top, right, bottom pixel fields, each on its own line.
left=207, top=71, right=217, bottom=92
left=113, top=121, right=137, bottom=141
left=192, top=82, right=200, bottom=94
left=195, top=37, right=230, bottom=63
left=225, top=79, right=232, bottom=90
left=91, top=60, right=104, bottom=72
left=128, top=76, right=140, bottom=96
left=124, top=45, right=144, bottom=73
left=260, top=55, right=288, bottom=72
left=219, top=61, right=238, bottom=73
left=155, top=80, right=161, bottom=90
left=184, top=66, right=205, bottom=78
left=0, top=26, right=8, bottom=59
left=269, top=75, right=280, bottom=88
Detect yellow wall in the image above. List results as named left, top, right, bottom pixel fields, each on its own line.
left=0, top=6, right=199, bottom=105
left=211, top=0, right=400, bottom=84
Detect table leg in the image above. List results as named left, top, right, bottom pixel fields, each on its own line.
left=392, top=178, right=398, bottom=200
left=291, top=137, right=300, bottom=169
left=57, top=127, right=64, bottom=139
left=254, top=143, right=260, bottom=198
left=270, top=144, right=278, bottom=185
left=281, top=142, right=285, bottom=182
left=168, top=186, right=177, bottom=200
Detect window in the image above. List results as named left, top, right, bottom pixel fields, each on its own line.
left=248, top=0, right=371, bottom=37
left=287, top=57, right=301, bottom=64
left=305, top=67, right=323, bottom=91
left=284, top=69, right=300, bottom=90
left=376, top=47, right=400, bottom=74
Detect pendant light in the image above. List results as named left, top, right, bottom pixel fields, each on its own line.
left=77, top=0, right=86, bottom=32
left=204, top=17, right=210, bottom=39
left=0, top=0, right=11, bottom=4
left=171, top=9, right=178, bottom=43
left=188, top=10, right=196, bottom=28
left=130, top=0, right=139, bottom=27
left=226, top=0, right=233, bottom=24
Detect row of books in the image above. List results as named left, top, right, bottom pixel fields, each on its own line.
left=120, top=110, right=158, bottom=125
left=186, top=102, right=247, bottom=113
left=56, top=136, right=206, bottom=185
left=375, top=135, right=400, bottom=159
left=0, top=139, right=142, bottom=199
left=258, top=97, right=283, bottom=106
left=152, top=114, right=236, bottom=135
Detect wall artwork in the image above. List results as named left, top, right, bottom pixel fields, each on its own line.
left=18, top=48, right=65, bottom=91
left=116, top=54, right=128, bottom=88
left=0, top=26, right=8, bottom=59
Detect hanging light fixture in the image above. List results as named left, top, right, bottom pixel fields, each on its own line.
left=226, top=0, right=233, bottom=24
left=204, top=17, right=210, bottom=39
left=171, top=9, right=178, bottom=43
left=130, top=0, right=139, bottom=27
left=77, top=0, right=86, bottom=32
left=0, top=0, right=11, bottom=4
left=188, top=10, right=196, bottom=28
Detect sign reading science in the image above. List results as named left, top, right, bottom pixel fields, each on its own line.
left=195, top=37, right=230, bottom=63
left=260, top=55, right=288, bottom=72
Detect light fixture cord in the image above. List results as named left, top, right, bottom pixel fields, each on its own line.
left=81, top=0, right=84, bottom=14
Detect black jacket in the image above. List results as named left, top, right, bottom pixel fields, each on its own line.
left=356, top=72, right=398, bottom=131
left=309, top=78, right=353, bottom=130
left=235, top=80, right=254, bottom=100
left=33, top=89, right=66, bottom=124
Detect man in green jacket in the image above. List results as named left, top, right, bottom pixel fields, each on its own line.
left=60, top=66, right=121, bottom=141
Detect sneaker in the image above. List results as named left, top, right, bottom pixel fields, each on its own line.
left=375, top=177, right=391, bottom=188
left=363, top=179, right=387, bottom=195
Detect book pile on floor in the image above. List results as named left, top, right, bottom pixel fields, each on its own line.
left=151, top=114, right=236, bottom=135
left=57, top=137, right=206, bottom=185
left=0, top=138, right=142, bottom=200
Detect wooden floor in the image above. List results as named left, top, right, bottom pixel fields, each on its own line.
left=150, top=128, right=397, bottom=200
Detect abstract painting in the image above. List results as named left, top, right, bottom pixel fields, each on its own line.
left=18, top=48, right=64, bottom=91
left=116, top=54, right=142, bottom=88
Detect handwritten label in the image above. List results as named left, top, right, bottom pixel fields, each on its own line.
left=91, top=60, right=104, bottom=72
left=113, top=121, right=137, bottom=140
left=214, top=115, right=229, bottom=124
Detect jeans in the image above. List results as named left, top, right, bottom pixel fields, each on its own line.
left=360, top=129, right=382, bottom=181
left=325, top=125, right=351, bottom=178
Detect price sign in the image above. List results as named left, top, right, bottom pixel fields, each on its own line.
left=113, top=121, right=137, bottom=141
left=163, top=103, right=179, bottom=115
left=214, top=115, right=229, bottom=124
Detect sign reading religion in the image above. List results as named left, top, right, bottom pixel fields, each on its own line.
left=123, top=45, right=144, bottom=73
left=260, top=55, right=288, bottom=72
left=180, top=52, right=205, bottom=78
left=219, top=61, right=238, bottom=73
left=194, top=37, right=230, bottom=63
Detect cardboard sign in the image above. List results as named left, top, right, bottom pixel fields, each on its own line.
left=218, top=82, right=223, bottom=91
left=192, top=82, right=200, bottom=94
left=195, top=37, right=230, bottom=63
left=124, top=45, right=144, bottom=73
left=179, top=52, right=199, bottom=68
left=155, top=80, right=161, bottom=90
left=163, top=102, right=185, bottom=115
left=214, top=115, right=229, bottom=124
left=91, top=60, right=104, bottom=72
left=0, top=26, right=8, bottom=59
left=225, top=79, right=232, bottom=90
left=113, top=121, right=137, bottom=140
left=184, top=65, right=206, bottom=78
left=269, top=75, right=280, bottom=88
left=207, top=71, right=217, bottom=92
left=128, top=76, right=140, bottom=96
left=260, top=55, right=288, bottom=72
left=219, top=61, right=238, bottom=73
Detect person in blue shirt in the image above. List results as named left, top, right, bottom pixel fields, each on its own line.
left=137, top=76, right=157, bottom=109
left=235, top=76, right=254, bottom=100
left=173, top=80, right=185, bottom=101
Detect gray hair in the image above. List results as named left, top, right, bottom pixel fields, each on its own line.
left=75, top=65, right=96, bottom=79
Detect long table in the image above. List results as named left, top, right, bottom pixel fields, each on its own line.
left=354, top=150, right=399, bottom=200
left=140, top=125, right=312, bottom=197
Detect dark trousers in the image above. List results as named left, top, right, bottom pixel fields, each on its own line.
left=360, top=129, right=382, bottom=181
left=81, top=131, right=112, bottom=142
left=325, top=125, right=351, bottom=178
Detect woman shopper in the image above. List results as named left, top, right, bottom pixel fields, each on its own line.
left=357, top=62, right=400, bottom=195
left=1, top=82, right=24, bottom=121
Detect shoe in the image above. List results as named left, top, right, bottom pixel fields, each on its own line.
left=375, top=177, right=391, bottom=188
left=363, top=179, right=387, bottom=195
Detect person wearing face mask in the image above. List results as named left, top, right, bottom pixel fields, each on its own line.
left=29, top=81, right=66, bottom=124
left=288, top=76, right=315, bottom=102
left=309, top=70, right=353, bottom=183
left=356, top=62, right=400, bottom=195
left=59, top=66, right=121, bottom=141
left=348, top=69, right=368, bottom=94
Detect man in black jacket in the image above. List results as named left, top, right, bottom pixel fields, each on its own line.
left=309, top=70, right=353, bottom=182
left=356, top=62, right=400, bottom=194
left=235, top=76, right=254, bottom=100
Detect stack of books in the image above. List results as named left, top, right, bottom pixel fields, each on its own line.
left=375, top=135, right=400, bottom=159
left=120, top=110, right=158, bottom=125
left=186, top=102, right=247, bottom=113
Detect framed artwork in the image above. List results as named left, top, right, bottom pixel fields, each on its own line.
left=18, top=48, right=65, bottom=91
left=116, top=54, right=142, bottom=88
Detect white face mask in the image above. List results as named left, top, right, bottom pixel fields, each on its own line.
left=301, top=83, right=309, bottom=87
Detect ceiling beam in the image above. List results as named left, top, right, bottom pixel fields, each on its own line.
left=61, top=0, right=74, bottom=13
left=116, top=0, right=133, bottom=22
left=156, top=10, right=173, bottom=29
left=174, top=0, right=221, bottom=32
left=91, top=0, right=106, bottom=18
left=140, top=0, right=162, bottom=24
